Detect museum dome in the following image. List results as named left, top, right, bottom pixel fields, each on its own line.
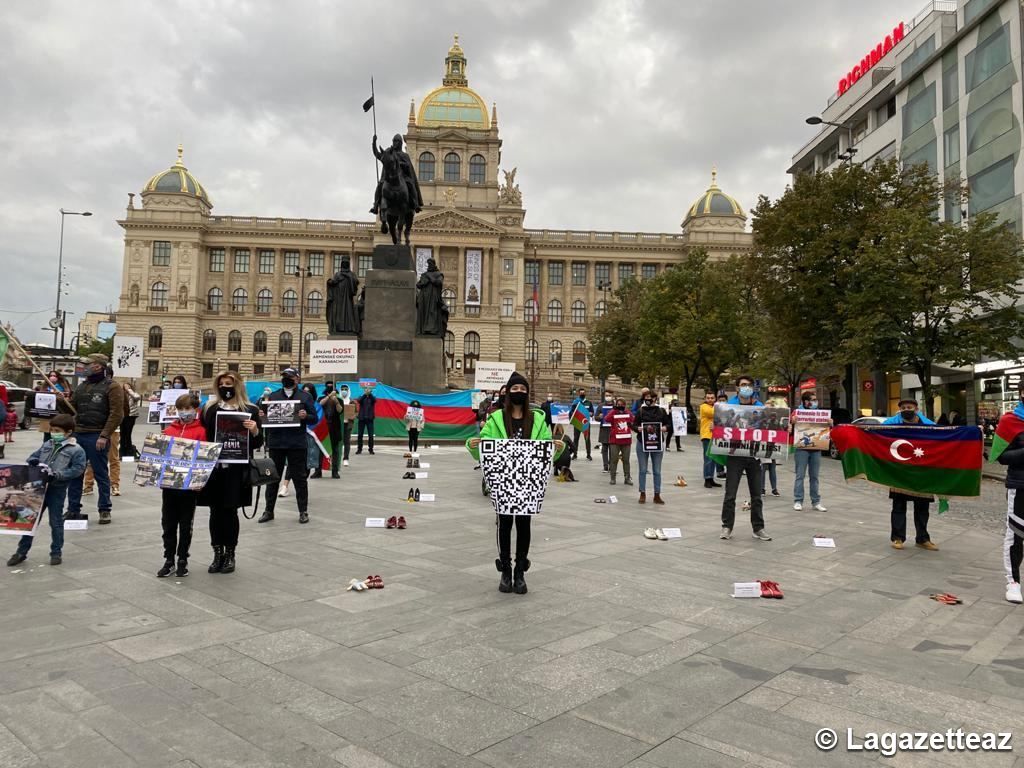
left=683, top=169, right=744, bottom=224
left=143, top=145, right=211, bottom=204
left=416, top=36, right=490, bottom=129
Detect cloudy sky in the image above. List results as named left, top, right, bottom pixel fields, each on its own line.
left=2, top=0, right=899, bottom=344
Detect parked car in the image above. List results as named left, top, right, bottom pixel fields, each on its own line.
left=825, top=412, right=884, bottom=459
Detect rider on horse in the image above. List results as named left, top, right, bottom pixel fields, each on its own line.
left=370, top=134, right=423, bottom=215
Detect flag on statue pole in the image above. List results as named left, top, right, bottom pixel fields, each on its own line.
left=362, top=95, right=374, bottom=112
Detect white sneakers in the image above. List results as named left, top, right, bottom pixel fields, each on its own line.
left=343, top=460, right=350, bottom=467
left=814, top=503, right=828, bottom=512
left=793, top=502, right=803, bottom=511
left=278, top=486, right=289, bottom=497
left=1007, top=582, right=1023, bottom=604
left=643, top=528, right=658, bottom=540
left=720, top=527, right=732, bottom=540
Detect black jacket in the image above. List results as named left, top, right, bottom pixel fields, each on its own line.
left=540, top=400, right=554, bottom=426
left=262, top=389, right=318, bottom=450
left=357, top=393, right=376, bottom=421
left=999, top=433, right=1024, bottom=489
left=633, top=404, right=670, bottom=432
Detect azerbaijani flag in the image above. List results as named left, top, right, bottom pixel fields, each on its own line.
left=570, top=403, right=589, bottom=431
left=830, top=424, right=982, bottom=498
left=990, top=406, right=1024, bottom=463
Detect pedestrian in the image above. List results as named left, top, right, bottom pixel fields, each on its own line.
left=171, top=375, right=189, bottom=390
left=598, top=390, right=614, bottom=472
left=664, top=398, right=684, bottom=452
left=0, top=397, right=7, bottom=460
left=570, top=387, right=594, bottom=461
left=2, top=394, right=16, bottom=446
left=793, top=390, right=829, bottom=512
left=258, top=368, right=318, bottom=524
left=467, top=371, right=562, bottom=594
left=37, top=371, right=73, bottom=444
left=884, top=399, right=938, bottom=551
left=404, top=400, right=425, bottom=453
left=66, top=354, right=123, bottom=525
left=82, top=365, right=125, bottom=499
left=301, top=383, right=325, bottom=479
left=198, top=371, right=263, bottom=573
left=355, top=385, right=377, bottom=455
left=551, top=425, right=575, bottom=480
left=541, top=393, right=555, bottom=427
left=630, top=387, right=651, bottom=416
left=120, top=380, right=142, bottom=458
left=602, top=396, right=634, bottom=486
left=760, top=456, right=779, bottom=496
left=319, top=382, right=343, bottom=478
left=6, top=414, right=86, bottom=568
left=634, top=392, right=669, bottom=504
left=699, top=391, right=721, bottom=488
left=720, top=375, right=771, bottom=542
left=338, top=384, right=356, bottom=466
left=157, top=393, right=205, bottom=578
left=995, top=385, right=1024, bottom=604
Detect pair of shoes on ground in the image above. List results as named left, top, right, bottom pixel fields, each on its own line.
left=7, top=553, right=61, bottom=566
left=609, top=478, right=633, bottom=486
left=402, top=471, right=416, bottom=479
left=157, top=559, right=188, bottom=578
left=891, top=539, right=939, bottom=551
left=720, top=528, right=772, bottom=541
left=207, top=546, right=235, bottom=573
left=793, top=502, right=828, bottom=512
left=386, top=516, right=407, bottom=529
left=759, top=580, right=783, bottom=598
left=637, top=492, right=665, bottom=505
left=703, top=478, right=722, bottom=488
left=348, top=575, right=384, bottom=591
left=407, top=488, right=421, bottom=502
left=496, top=559, right=529, bottom=594
left=258, top=511, right=309, bottom=524
left=643, top=528, right=669, bottom=540
left=674, top=476, right=687, bottom=488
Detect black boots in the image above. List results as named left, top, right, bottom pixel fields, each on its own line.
left=513, top=558, right=530, bottom=595
left=176, top=559, right=188, bottom=577
left=704, top=478, right=722, bottom=488
left=157, top=559, right=174, bottom=578
left=208, top=545, right=224, bottom=573
left=221, top=548, right=236, bottom=573
left=496, top=558, right=513, bottom=593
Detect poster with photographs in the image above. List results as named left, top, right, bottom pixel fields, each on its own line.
left=0, top=465, right=46, bottom=537
left=415, top=246, right=432, bottom=279
left=464, top=248, right=482, bottom=306
left=262, top=400, right=302, bottom=428
left=29, top=392, right=58, bottom=419
left=792, top=408, right=832, bottom=451
left=711, top=403, right=791, bottom=462
left=134, top=433, right=222, bottom=491
left=214, top=412, right=251, bottom=463
left=147, top=389, right=183, bottom=424
left=640, top=422, right=664, bottom=453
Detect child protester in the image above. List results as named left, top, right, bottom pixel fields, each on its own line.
left=7, top=414, right=86, bottom=567
left=158, top=393, right=205, bottom=578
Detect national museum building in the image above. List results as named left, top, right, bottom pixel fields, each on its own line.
left=116, top=38, right=752, bottom=392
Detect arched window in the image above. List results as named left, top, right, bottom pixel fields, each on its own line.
left=524, top=299, right=538, bottom=323
left=547, top=299, right=563, bottom=324
left=526, top=339, right=538, bottom=362
left=469, top=154, right=486, bottom=184
left=231, top=287, right=247, bottom=311
left=307, top=290, right=323, bottom=315
left=573, top=340, right=587, bottom=363
left=202, top=329, right=217, bottom=352
left=463, top=331, right=480, bottom=373
left=150, top=281, right=168, bottom=308
left=549, top=340, right=562, bottom=367
left=207, top=287, right=223, bottom=312
left=282, top=289, right=297, bottom=315
left=419, top=151, right=436, bottom=182
left=253, top=331, right=267, bottom=354
left=279, top=331, right=293, bottom=354
left=595, top=299, right=607, bottom=319
left=256, top=289, right=272, bottom=313
left=442, top=288, right=456, bottom=309
left=444, top=331, right=455, bottom=368
left=304, top=331, right=317, bottom=354
left=571, top=300, right=587, bottom=325
left=148, top=325, right=162, bottom=349
left=228, top=330, right=242, bottom=352
left=444, top=152, right=461, bottom=182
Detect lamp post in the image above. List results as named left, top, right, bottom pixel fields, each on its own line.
left=54, top=208, right=92, bottom=348
left=597, top=279, right=612, bottom=395
left=805, top=116, right=858, bottom=164
left=296, top=264, right=313, bottom=374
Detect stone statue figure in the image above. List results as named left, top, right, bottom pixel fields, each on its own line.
left=498, top=167, right=522, bottom=206
left=371, top=133, right=422, bottom=246
left=415, top=258, right=449, bottom=336
left=326, top=257, right=361, bottom=335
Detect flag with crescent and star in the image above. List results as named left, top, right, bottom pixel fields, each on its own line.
left=830, top=424, right=982, bottom=499
left=989, top=404, right=1024, bottom=463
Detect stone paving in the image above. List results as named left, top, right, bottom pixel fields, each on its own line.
left=1, top=428, right=1023, bottom=768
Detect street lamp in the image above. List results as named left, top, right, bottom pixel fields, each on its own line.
left=54, top=208, right=92, bottom=348
left=296, top=264, right=313, bottom=374
left=597, top=280, right=612, bottom=395
left=805, top=116, right=858, bottom=164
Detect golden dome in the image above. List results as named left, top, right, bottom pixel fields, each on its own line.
left=416, top=36, right=490, bottom=129
left=143, top=145, right=210, bottom=204
left=683, top=169, right=744, bottom=224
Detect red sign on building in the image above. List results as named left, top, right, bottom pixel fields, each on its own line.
left=837, top=22, right=905, bottom=96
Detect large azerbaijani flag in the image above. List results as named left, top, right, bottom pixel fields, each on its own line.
left=830, top=424, right=982, bottom=498
left=989, top=406, right=1024, bottom=463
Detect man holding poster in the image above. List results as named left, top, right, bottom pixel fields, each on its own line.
left=792, top=390, right=830, bottom=512
left=717, top=375, right=772, bottom=541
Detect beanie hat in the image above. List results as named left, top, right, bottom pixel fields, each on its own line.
left=506, top=371, right=529, bottom=393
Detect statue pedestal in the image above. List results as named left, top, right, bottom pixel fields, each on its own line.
left=411, top=336, right=446, bottom=392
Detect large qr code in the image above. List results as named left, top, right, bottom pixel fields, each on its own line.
left=480, top=438, right=554, bottom=515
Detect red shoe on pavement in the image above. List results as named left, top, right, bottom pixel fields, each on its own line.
left=386, top=516, right=397, bottom=529
left=397, top=516, right=407, bottom=529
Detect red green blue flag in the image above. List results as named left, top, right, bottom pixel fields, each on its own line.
left=570, top=404, right=589, bottom=431
left=990, top=408, right=1024, bottom=463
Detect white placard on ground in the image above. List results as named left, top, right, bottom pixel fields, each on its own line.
left=414, top=472, right=428, bottom=479
left=365, top=518, right=386, bottom=528
left=430, top=445, right=439, bottom=450
left=662, top=527, right=682, bottom=539
left=608, top=495, right=618, bottom=504
left=121, top=456, right=135, bottom=463
left=732, top=582, right=762, bottom=598
left=419, top=493, right=436, bottom=502
left=63, top=519, right=88, bottom=531
left=813, top=537, right=836, bottom=548
left=419, top=463, right=430, bottom=468
left=308, top=339, right=358, bottom=374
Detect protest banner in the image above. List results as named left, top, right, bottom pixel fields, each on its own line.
left=134, top=433, right=222, bottom=491
left=262, top=400, right=302, bottom=428
left=0, top=465, right=46, bottom=537
left=479, top=438, right=554, bottom=516
left=474, top=362, right=516, bottom=390
left=29, top=392, right=58, bottom=419
left=551, top=403, right=570, bottom=425
left=113, top=336, right=144, bottom=378
left=464, top=249, right=482, bottom=306
left=670, top=406, right=687, bottom=435
left=792, top=408, right=832, bottom=451
left=640, top=422, right=663, bottom=453
left=710, top=403, right=791, bottom=461
left=308, top=340, right=358, bottom=374
left=214, top=411, right=251, bottom=463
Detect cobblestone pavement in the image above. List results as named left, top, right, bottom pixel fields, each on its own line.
left=1, top=428, right=1022, bottom=768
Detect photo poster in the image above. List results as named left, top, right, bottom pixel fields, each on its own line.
left=29, top=392, right=57, bottom=419
left=641, top=422, right=663, bottom=453
left=0, top=465, right=46, bottom=537
left=113, top=335, right=144, bottom=378
left=415, top=246, right=432, bottom=279
left=792, top=409, right=832, bottom=451
left=152, top=388, right=183, bottom=424
left=551, top=403, right=571, bottom=425
left=710, top=403, right=791, bottom=461
left=671, top=406, right=687, bottom=435
left=134, top=433, right=222, bottom=491
left=214, top=411, right=251, bottom=463
left=262, top=400, right=302, bottom=428
left=479, top=438, right=554, bottom=516
left=464, top=248, right=482, bottom=306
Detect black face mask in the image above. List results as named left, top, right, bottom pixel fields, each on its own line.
left=508, top=392, right=528, bottom=406
left=282, top=377, right=296, bottom=389
left=218, top=386, right=235, bottom=401
left=615, top=405, right=625, bottom=412
left=901, top=410, right=916, bottom=421
left=643, top=400, right=654, bottom=406
left=86, top=370, right=104, bottom=383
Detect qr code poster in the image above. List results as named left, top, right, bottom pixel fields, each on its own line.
left=480, top=438, right=554, bottom=516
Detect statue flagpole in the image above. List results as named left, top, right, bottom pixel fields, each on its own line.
left=369, top=77, right=379, bottom=186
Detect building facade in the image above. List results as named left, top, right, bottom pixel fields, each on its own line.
left=116, top=38, right=752, bottom=394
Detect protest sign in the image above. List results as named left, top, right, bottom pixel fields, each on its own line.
left=214, top=412, right=251, bottom=463
left=474, top=362, right=516, bottom=390
left=479, top=438, right=554, bottom=516
left=29, top=392, right=58, bottom=419
left=113, top=336, right=144, bottom=378
left=134, top=433, right=222, bottom=491
left=551, top=403, right=570, bottom=425
left=711, top=403, right=791, bottom=461
left=793, top=409, right=832, bottom=451
left=308, top=340, right=358, bottom=374
left=671, top=406, right=687, bottom=435
left=262, top=400, right=302, bottom=428
left=0, top=465, right=45, bottom=537
left=640, top=422, right=663, bottom=453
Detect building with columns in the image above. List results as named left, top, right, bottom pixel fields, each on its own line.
left=115, top=37, right=752, bottom=394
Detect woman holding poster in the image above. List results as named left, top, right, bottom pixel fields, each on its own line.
left=633, top=395, right=669, bottom=504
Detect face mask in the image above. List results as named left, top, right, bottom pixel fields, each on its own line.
left=218, top=386, right=235, bottom=401
left=508, top=391, right=528, bottom=406
left=547, top=397, right=553, bottom=402
left=808, top=401, right=818, bottom=409
left=87, top=370, right=104, bottom=383
left=739, top=386, right=754, bottom=398
left=50, top=432, right=66, bottom=444
left=178, top=411, right=196, bottom=423
left=282, top=377, right=296, bottom=389
left=615, top=404, right=625, bottom=412
left=901, top=410, right=916, bottom=420
left=173, top=383, right=184, bottom=389
left=492, top=395, right=499, bottom=402
left=643, top=399, right=653, bottom=406
left=605, top=397, right=613, bottom=403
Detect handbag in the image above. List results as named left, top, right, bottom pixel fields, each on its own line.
left=242, top=456, right=279, bottom=520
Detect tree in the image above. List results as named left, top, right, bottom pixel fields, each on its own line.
left=77, top=337, right=113, bottom=358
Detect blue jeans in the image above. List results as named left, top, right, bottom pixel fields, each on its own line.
left=18, top=483, right=68, bottom=556
left=67, top=433, right=112, bottom=515
left=635, top=444, right=663, bottom=493
left=701, top=438, right=716, bottom=480
left=761, top=462, right=777, bottom=492
left=793, top=449, right=821, bottom=505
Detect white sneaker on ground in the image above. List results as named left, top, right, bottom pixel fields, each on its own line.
left=343, top=460, right=349, bottom=467
left=813, top=503, right=828, bottom=512
left=278, top=487, right=289, bottom=497
left=1007, top=582, right=1023, bottom=604
left=752, top=529, right=772, bottom=541
left=793, top=502, right=803, bottom=511
left=720, top=527, right=732, bottom=540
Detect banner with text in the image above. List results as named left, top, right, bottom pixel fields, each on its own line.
left=465, top=248, right=482, bottom=306
left=113, top=336, right=144, bottom=378
left=474, top=361, right=516, bottom=390
left=711, top=403, right=791, bottom=461
left=308, top=340, right=358, bottom=374
left=792, top=408, right=832, bottom=451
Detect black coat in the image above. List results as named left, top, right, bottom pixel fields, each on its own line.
left=197, top=403, right=263, bottom=510
left=261, top=389, right=318, bottom=451
left=999, top=433, right=1024, bottom=490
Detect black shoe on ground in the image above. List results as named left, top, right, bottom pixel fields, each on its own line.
left=175, top=559, right=188, bottom=577
left=704, top=479, right=714, bottom=488
left=331, top=473, right=340, bottom=479
left=368, top=450, right=375, bottom=455
left=258, top=511, right=274, bottom=524
left=50, top=555, right=62, bottom=566
left=311, top=470, right=323, bottom=479
left=414, top=488, right=420, bottom=502
left=299, top=511, right=309, bottom=524
left=208, top=545, right=224, bottom=573
left=221, top=548, right=236, bottom=573
left=6, top=553, right=26, bottom=567
left=157, top=559, right=175, bottom=578
left=513, top=560, right=530, bottom=594
left=496, top=558, right=513, bottom=593
left=98, top=510, right=111, bottom=525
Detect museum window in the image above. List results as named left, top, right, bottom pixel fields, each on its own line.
left=548, top=261, right=564, bottom=286
left=307, top=290, right=323, bottom=316
left=595, top=263, right=610, bottom=287
left=967, top=23, right=1010, bottom=92
left=308, top=252, right=324, bottom=276
left=547, top=299, right=563, bottom=325
left=524, top=260, right=540, bottom=286
left=442, top=288, right=456, bottom=309
left=358, top=253, right=372, bottom=278
left=944, top=125, right=960, bottom=168
left=526, top=339, right=538, bottom=362
left=966, top=88, right=1012, bottom=154
left=227, top=363, right=239, bottom=373
left=304, top=332, right=317, bottom=354
left=279, top=332, right=293, bottom=354
left=571, top=262, right=587, bottom=286
left=207, top=287, right=223, bottom=312
left=501, top=297, right=514, bottom=317
left=148, top=326, right=162, bottom=349
left=253, top=363, right=265, bottom=376
left=444, top=152, right=461, bottom=182
left=150, top=281, right=168, bottom=309
left=463, top=331, right=480, bottom=372
left=253, top=331, right=267, bottom=354
left=258, top=250, right=275, bottom=274
left=256, top=288, right=272, bottom=314
left=147, top=360, right=159, bottom=376
left=642, top=264, right=658, bottom=280
left=618, top=264, right=634, bottom=284
left=202, top=329, right=217, bottom=352
left=202, top=363, right=214, bottom=379
left=152, top=241, right=171, bottom=266
left=595, top=299, right=607, bottom=318
left=282, top=289, right=297, bottom=315
left=549, top=340, right=562, bottom=367
left=209, top=248, right=225, bottom=272
left=503, top=258, right=515, bottom=276
left=469, top=154, right=486, bottom=184
left=524, top=299, right=538, bottom=323
left=571, top=300, right=586, bottom=325
left=444, top=331, right=455, bottom=368
left=968, top=155, right=1015, bottom=214
left=231, top=288, right=248, bottom=312
left=228, top=330, right=242, bottom=353
left=573, top=341, right=587, bottom=364
left=284, top=251, right=300, bottom=274
left=234, top=249, right=250, bottom=273
left=419, top=152, right=436, bottom=182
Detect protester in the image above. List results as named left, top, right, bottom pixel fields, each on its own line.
left=157, top=393, right=205, bottom=578
left=634, top=393, right=669, bottom=504
left=38, top=371, right=73, bottom=444
left=699, top=391, right=721, bottom=488
left=664, top=398, right=684, bottom=452
left=793, top=390, right=828, bottom=512
left=83, top=366, right=125, bottom=499
left=259, top=386, right=273, bottom=405
left=541, top=393, right=555, bottom=427
left=198, top=371, right=263, bottom=573
left=720, top=375, right=771, bottom=542
left=996, top=385, right=1024, bottom=603
left=598, top=390, right=614, bottom=472
left=356, top=386, right=377, bottom=455
left=6, top=414, right=86, bottom=568
left=603, top=396, right=634, bottom=486
left=551, top=425, right=575, bottom=480
left=630, top=387, right=651, bottom=416
left=301, top=383, right=325, bottom=479
left=2, top=386, right=16, bottom=445
left=338, top=384, right=356, bottom=466
left=120, top=380, right=142, bottom=458
left=570, top=387, right=594, bottom=461
left=467, top=371, right=562, bottom=594
left=404, top=399, right=425, bottom=453
left=259, top=368, right=318, bottom=524
left=884, top=399, right=938, bottom=551
left=319, top=382, right=343, bottom=478
left=760, top=456, right=779, bottom=496
left=171, top=375, right=189, bottom=390
left=489, top=386, right=507, bottom=416
left=0, top=397, right=7, bottom=460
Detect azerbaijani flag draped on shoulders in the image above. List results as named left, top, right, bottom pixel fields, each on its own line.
left=830, top=424, right=982, bottom=499
left=989, top=404, right=1024, bottom=463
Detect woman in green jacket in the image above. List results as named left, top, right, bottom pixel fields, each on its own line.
left=467, top=372, right=562, bottom=594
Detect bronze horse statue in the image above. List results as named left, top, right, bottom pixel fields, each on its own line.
left=378, top=149, right=415, bottom=246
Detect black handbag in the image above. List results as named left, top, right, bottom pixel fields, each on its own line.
left=242, top=457, right=279, bottom=520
